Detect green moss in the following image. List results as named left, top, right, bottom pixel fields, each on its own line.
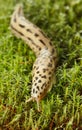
left=0, top=0, right=82, bottom=129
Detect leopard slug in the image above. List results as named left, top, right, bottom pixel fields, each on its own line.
left=10, top=4, right=57, bottom=111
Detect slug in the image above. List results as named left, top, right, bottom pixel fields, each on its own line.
left=10, top=4, right=58, bottom=111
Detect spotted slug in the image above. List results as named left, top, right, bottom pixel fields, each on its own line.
left=10, top=4, right=58, bottom=111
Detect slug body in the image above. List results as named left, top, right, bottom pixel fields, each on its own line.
left=10, top=4, right=57, bottom=111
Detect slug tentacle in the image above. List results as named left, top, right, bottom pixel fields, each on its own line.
left=10, top=4, right=58, bottom=111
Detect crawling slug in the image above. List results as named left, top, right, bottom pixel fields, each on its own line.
left=10, top=4, right=58, bottom=111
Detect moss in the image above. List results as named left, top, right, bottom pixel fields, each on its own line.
left=0, top=0, right=82, bottom=129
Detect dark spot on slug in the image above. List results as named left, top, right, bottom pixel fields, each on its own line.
left=33, top=88, right=35, bottom=93
left=50, top=59, right=53, bottom=63
left=49, top=76, right=51, bottom=80
left=19, top=24, right=25, bottom=28
left=39, top=30, right=48, bottom=38
left=34, top=83, right=37, bottom=86
left=33, top=65, right=36, bottom=69
left=37, top=95, right=40, bottom=98
left=51, top=48, right=55, bottom=54
left=40, top=92, right=42, bottom=95
left=41, top=86, right=43, bottom=89
left=27, top=37, right=40, bottom=49
left=48, top=80, right=50, bottom=83
left=36, top=71, right=39, bottom=74
left=53, top=56, right=57, bottom=60
left=27, top=37, right=32, bottom=41
left=18, top=31, right=24, bottom=36
left=41, top=75, right=46, bottom=79
left=36, top=90, right=38, bottom=94
left=39, top=39, right=45, bottom=46
left=39, top=74, right=42, bottom=76
left=35, top=77, right=38, bottom=80
left=49, top=41, right=52, bottom=46
left=38, top=80, right=42, bottom=83
left=36, top=67, right=39, bottom=70
left=39, top=47, right=41, bottom=51
left=33, top=80, right=36, bottom=82
left=43, top=69, right=48, bottom=73
left=26, top=29, right=32, bottom=33
left=48, top=63, right=52, bottom=67
left=48, top=71, right=52, bottom=75
left=41, top=82, right=46, bottom=89
left=11, top=25, right=24, bottom=36
left=34, top=33, right=39, bottom=37
left=36, top=86, right=39, bottom=90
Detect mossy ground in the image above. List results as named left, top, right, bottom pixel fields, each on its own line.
left=0, top=0, right=82, bottom=130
